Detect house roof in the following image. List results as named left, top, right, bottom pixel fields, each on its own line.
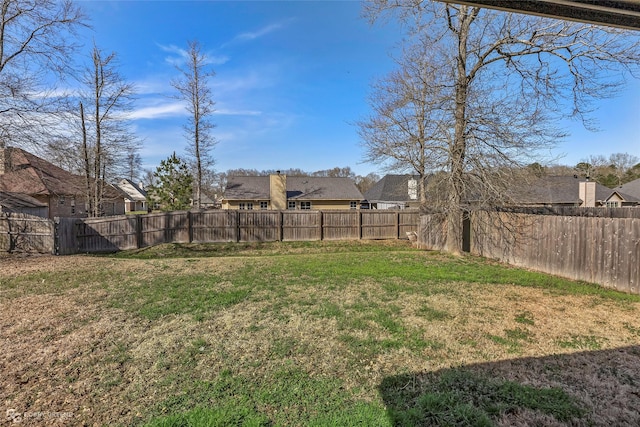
left=616, top=178, right=640, bottom=200
left=0, top=147, right=85, bottom=197
left=0, top=191, right=48, bottom=210
left=115, top=178, right=147, bottom=201
left=364, top=174, right=422, bottom=203
left=224, top=176, right=364, bottom=201
left=511, top=175, right=640, bottom=205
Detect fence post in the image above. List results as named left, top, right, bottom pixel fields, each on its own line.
left=279, top=210, right=284, bottom=242
left=396, top=211, right=400, bottom=239
left=136, top=214, right=143, bottom=249
left=319, top=210, right=323, bottom=241
left=358, top=210, right=362, bottom=240
left=236, top=210, right=240, bottom=242
left=53, top=217, right=59, bottom=255
left=187, top=210, right=193, bottom=243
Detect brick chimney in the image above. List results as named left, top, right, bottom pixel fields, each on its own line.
left=269, top=172, right=287, bottom=210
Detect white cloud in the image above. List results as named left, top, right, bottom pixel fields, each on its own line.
left=223, top=19, right=294, bottom=47
left=129, top=101, right=187, bottom=120
left=157, top=43, right=229, bottom=67
left=215, top=108, right=262, bottom=116
left=235, top=23, right=283, bottom=42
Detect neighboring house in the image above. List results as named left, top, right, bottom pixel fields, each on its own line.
left=510, top=175, right=640, bottom=207
left=114, top=178, right=148, bottom=213
left=0, top=146, right=125, bottom=218
left=222, top=174, right=363, bottom=210
left=0, top=191, right=49, bottom=217
left=616, top=178, right=640, bottom=200
left=192, top=192, right=221, bottom=209
left=363, top=175, right=423, bottom=209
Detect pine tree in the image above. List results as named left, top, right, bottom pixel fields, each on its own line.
left=148, top=153, right=193, bottom=212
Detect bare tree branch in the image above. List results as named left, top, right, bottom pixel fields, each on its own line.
left=361, top=0, right=640, bottom=254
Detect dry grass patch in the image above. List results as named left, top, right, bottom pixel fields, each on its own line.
left=2, top=242, right=640, bottom=426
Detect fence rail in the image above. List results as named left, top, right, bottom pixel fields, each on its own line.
left=54, top=209, right=420, bottom=254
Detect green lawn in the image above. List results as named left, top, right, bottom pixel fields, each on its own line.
left=2, top=240, right=640, bottom=426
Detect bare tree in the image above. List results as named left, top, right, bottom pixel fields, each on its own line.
left=362, top=1, right=640, bottom=254
left=171, top=40, right=217, bottom=209
left=78, top=44, right=138, bottom=217
left=609, top=152, right=639, bottom=186
left=124, top=148, right=142, bottom=182
left=0, top=0, right=86, bottom=149
left=355, top=172, right=381, bottom=194
left=358, top=38, right=451, bottom=208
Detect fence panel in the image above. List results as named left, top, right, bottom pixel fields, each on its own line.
left=192, top=210, right=237, bottom=243
left=55, top=217, right=79, bottom=255
left=76, top=215, right=137, bottom=252
left=141, top=211, right=190, bottom=247
left=283, top=211, right=320, bottom=241
left=238, top=211, right=280, bottom=242
left=362, top=210, right=397, bottom=239
left=464, top=211, right=640, bottom=294
left=13, top=209, right=420, bottom=255
left=418, top=213, right=447, bottom=251
left=0, top=213, right=54, bottom=253
left=322, top=211, right=359, bottom=240
left=399, top=210, right=420, bottom=238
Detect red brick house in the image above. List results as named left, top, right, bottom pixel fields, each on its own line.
left=0, top=147, right=124, bottom=218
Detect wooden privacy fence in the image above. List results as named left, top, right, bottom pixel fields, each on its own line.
left=55, top=209, right=420, bottom=254
left=0, top=213, right=54, bottom=253
left=419, top=210, right=640, bottom=294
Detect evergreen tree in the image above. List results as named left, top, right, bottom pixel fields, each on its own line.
left=148, top=153, right=193, bottom=211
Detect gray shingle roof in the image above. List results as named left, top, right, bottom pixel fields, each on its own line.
left=364, top=174, right=421, bottom=202
left=224, top=176, right=363, bottom=201
left=512, top=175, right=640, bottom=205
left=616, top=178, right=640, bottom=199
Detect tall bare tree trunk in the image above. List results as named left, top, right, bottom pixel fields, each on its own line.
left=80, top=101, right=93, bottom=216
left=446, top=6, right=475, bottom=255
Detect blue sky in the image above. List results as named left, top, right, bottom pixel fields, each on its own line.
left=79, top=1, right=640, bottom=176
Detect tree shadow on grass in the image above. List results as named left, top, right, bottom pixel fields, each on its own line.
left=379, top=346, right=640, bottom=426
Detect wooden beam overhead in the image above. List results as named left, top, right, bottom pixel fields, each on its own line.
left=443, top=0, right=640, bottom=30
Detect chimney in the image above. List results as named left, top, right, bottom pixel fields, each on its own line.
left=269, top=173, right=287, bottom=210
left=579, top=181, right=596, bottom=207
left=0, top=147, right=7, bottom=175
left=408, top=178, right=418, bottom=200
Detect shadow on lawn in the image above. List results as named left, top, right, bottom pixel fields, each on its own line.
left=379, top=345, right=640, bottom=426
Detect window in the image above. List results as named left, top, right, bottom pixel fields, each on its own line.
left=288, top=201, right=296, bottom=210
left=239, top=203, right=245, bottom=210
left=350, top=201, right=357, bottom=209
left=59, top=196, right=65, bottom=205
left=71, top=198, right=76, bottom=214
left=300, top=201, right=311, bottom=210
left=247, top=202, right=254, bottom=210
left=606, top=201, right=619, bottom=208
left=260, top=201, right=268, bottom=210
